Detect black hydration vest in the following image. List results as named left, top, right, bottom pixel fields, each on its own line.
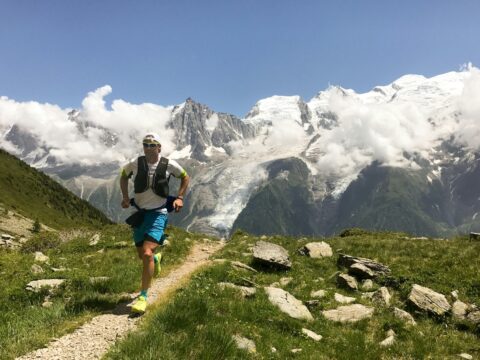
left=133, top=156, right=170, bottom=197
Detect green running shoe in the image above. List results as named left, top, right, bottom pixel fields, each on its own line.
left=131, top=295, right=147, bottom=314
left=154, top=253, right=162, bottom=277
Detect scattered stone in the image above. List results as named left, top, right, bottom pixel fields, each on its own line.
left=271, top=347, right=277, bottom=353
left=89, top=234, right=100, bottom=246
left=349, top=263, right=375, bottom=279
left=337, top=274, right=358, bottom=291
left=31, top=264, right=44, bottom=274
left=372, top=287, right=391, bottom=306
left=291, top=349, right=302, bottom=353
left=115, top=241, right=129, bottom=248
left=42, top=300, right=53, bottom=308
left=280, top=277, right=293, bottom=286
left=408, top=284, right=451, bottom=316
left=260, top=235, right=268, bottom=240
left=386, top=329, right=396, bottom=337
left=469, top=232, right=480, bottom=240
left=334, top=293, right=356, bottom=304
left=361, top=279, right=374, bottom=291
left=322, top=304, right=374, bottom=323
left=379, top=335, right=395, bottom=347
left=162, top=239, right=171, bottom=247
left=311, top=290, right=326, bottom=298
left=253, top=241, right=291, bottom=270
left=393, top=307, right=416, bottom=326
left=466, top=309, right=480, bottom=324
left=1, top=233, right=14, bottom=240
left=218, top=282, right=256, bottom=298
left=305, top=300, right=320, bottom=308
left=452, top=300, right=469, bottom=320
left=34, top=252, right=49, bottom=263
left=361, top=292, right=375, bottom=300
left=89, top=277, right=110, bottom=284
left=232, top=335, right=256, bottom=353
left=97, top=248, right=105, bottom=253
left=19, top=237, right=28, bottom=244
left=298, top=242, right=333, bottom=258
left=458, top=353, right=473, bottom=360
left=337, top=254, right=391, bottom=277
left=302, top=328, right=322, bottom=341
left=264, top=287, right=313, bottom=321
left=26, top=279, right=65, bottom=293
left=451, top=290, right=459, bottom=300
left=51, top=267, right=68, bottom=272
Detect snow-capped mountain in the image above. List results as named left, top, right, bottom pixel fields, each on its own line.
left=1, top=66, right=480, bottom=237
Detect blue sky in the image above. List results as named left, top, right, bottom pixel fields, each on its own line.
left=0, top=0, right=479, bottom=117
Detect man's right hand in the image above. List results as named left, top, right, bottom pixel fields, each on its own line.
left=121, top=197, right=130, bottom=209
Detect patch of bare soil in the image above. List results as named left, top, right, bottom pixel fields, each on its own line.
left=16, top=240, right=225, bottom=360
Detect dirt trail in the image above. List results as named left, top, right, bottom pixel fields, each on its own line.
left=16, top=240, right=225, bottom=360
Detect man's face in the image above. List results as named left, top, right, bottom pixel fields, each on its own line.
left=143, top=141, right=161, bottom=155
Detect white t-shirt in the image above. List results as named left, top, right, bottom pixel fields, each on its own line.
left=122, top=156, right=187, bottom=210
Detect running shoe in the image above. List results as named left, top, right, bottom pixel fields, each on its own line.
left=131, top=295, right=147, bottom=314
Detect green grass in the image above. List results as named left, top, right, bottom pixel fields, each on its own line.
left=0, top=148, right=111, bottom=229
left=105, top=230, right=480, bottom=359
left=0, top=224, right=197, bottom=360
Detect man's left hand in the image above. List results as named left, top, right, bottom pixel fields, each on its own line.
left=173, top=198, right=184, bottom=212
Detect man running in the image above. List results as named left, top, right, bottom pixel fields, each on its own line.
left=120, top=132, right=189, bottom=314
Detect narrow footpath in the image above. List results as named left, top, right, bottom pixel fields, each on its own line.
left=17, top=240, right=225, bottom=360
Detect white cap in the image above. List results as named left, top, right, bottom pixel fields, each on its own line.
left=142, top=132, right=161, bottom=145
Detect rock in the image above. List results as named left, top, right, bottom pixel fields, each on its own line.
left=51, top=267, right=68, bottom=272
left=89, top=234, right=100, bottom=246
left=280, top=277, right=293, bottom=286
left=466, top=309, right=480, bottom=324
left=337, top=274, right=358, bottom=291
left=310, top=290, right=326, bottom=298
left=322, top=304, right=374, bottom=323
left=349, top=263, right=375, bottom=279
left=458, top=353, right=473, bottom=359
left=260, top=235, right=268, bottom=240
left=305, top=300, right=320, bottom=308
left=361, top=292, right=375, bottom=300
left=469, top=232, right=480, bottom=240
left=1, top=233, right=14, bottom=240
left=337, top=254, right=391, bottom=277
left=218, top=282, right=256, bottom=298
left=253, top=241, right=291, bottom=270
left=31, top=264, right=44, bottom=274
left=97, top=248, right=105, bottom=253
left=334, top=293, right=356, bottom=304
left=264, top=287, right=313, bottom=321
left=361, top=279, right=374, bottom=291
left=162, top=239, right=171, bottom=246
left=451, top=290, right=459, bottom=300
left=372, top=287, right=391, bottom=306
left=302, top=328, right=322, bottom=341
left=452, top=300, right=469, bottom=319
left=115, top=241, right=129, bottom=248
left=386, top=329, right=396, bottom=337
left=26, top=279, right=65, bottom=293
left=89, top=277, right=110, bottom=284
left=34, top=252, right=49, bottom=263
left=232, top=335, right=256, bottom=353
left=271, top=347, right=277, bottom=353
left=42, top=300, right=53, bottom=308
left=408, top=284, right=451, bottom=316
left=291, top=349, right=302, bottom=353
left=393, top=307, right=416, bottom=326
left=299, top=242, right=333, bottom=258
left=379, top=335, right=395, bottom=347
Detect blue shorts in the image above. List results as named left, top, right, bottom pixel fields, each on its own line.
left=133, top=211, right=168, bottom=247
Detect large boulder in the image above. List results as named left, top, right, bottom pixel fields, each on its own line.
left=322, top=304, right=374, bottom=323
left=408, top=284, right=451, bottom=316
left=264, top=287, right=313, bottom=321
left=338, top=254, right=391, bottom=277
left=299, top=242, right=333, bottom=258
left=253, top=241, right=291, bottom=270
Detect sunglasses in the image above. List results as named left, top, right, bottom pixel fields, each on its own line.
left=143, top=143, right=159, bottom=148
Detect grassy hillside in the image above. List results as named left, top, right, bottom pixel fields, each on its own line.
left=0, top=149, right=111, bottom=229
left=106, top=230, right=480, bottom=359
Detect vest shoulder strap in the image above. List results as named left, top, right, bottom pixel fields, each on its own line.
left=155, top=157, right=169, bottom=179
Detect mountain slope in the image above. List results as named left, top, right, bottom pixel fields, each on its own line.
left=0, top=148, right=111, bottom=229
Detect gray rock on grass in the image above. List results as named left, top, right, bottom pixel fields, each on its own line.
left=337, top=274, right=358, bottom=291
left=337, top=254, right=391, bottom=277
left=372, top=287, right=391, bottom=306
left=349, top=263, right=375, bottom=279
left=218, top=282, right=256, bottom=298
left=26, top=279, right=65, bottom=293
left=322, top=304, right=374, bottom=323
left=264, top=287, right=313, bottom=321
left=408, top=284, right=451, bottom=316
left=393, top=307, right=416, bottom=326
left=253, top=241, right=291, bottom=269
left=299, top=242, right=333, bottom=258
left=302, top=328, right=322, bottom=341
left=232, top=335, right=256, bottom=353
